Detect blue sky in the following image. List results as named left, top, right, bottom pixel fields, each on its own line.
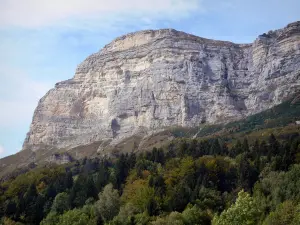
left=0, top=0, right=299, bottom=158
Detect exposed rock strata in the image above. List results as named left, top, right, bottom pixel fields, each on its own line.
left=23, top=21, right=300, bottom=151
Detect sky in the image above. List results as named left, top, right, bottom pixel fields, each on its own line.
left=0, top=0, right=299, bottom=158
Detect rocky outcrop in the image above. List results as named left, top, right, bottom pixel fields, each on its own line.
left=23, top=21, right=300, bottom=151
left=46, top=153, right=73, bottom=164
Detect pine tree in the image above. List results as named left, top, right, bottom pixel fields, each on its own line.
left=210, top=139, right=221, bottom=155
left=45, top=183, right=57, bottom=200
left=260, top=140, right=268, bottom=156
left=268, top=133, right=280, bottom=159
left=86, top=176, right=98, bottom=200
left=251, top=139, right=260, bottom=160
left=69, top=175, right=88, bottom=208
left=35, top=195, right=46, bottom=224
left=242, top=138, right=250, bottom=153
left=238, top=156, right=257, bottom=191
left=23, top=184, right=39, bottom=224
left=4, top=199, right=17, bottom=218
left=179, top=140, right=188, bottom=157
left=188, top=139, right=197, bottom=157
left=221, top=143, right=229, bottom=156
left=115, top=154, right=129, bottom=189
left=64, top=171, right=73, bottom=190
left=231, top=140, right=242, bottom=157
left=95, top=165, right=109, bottom=192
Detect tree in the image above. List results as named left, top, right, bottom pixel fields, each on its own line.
left=130, top=185, right=157, bottom=215
left=2, top=217, right=24, bottom=225
left=263, top=201, right=299, bottom=225
left=40, top=212, right=59, bottom=225
left=149, top=175, right=166, bottom=197
left=242, top=138, right=249, bottom=153
left=212, top=190, right=261, bottom=225
left=115, top=154, right=129, bottom=189
left=251, top=139, right=259, bottom=159
left=221, top=143, right=229, bottom=156
left=268, top=134, right=279, bottom=160
left=95, top=183, right=120, bottom=222
left=151, top=212, right=184, bottom=225
left=35, top=195, right=46, bottom=224
left=57, top=208, right=94, bottom=225
left=196, top=187, right=223, bottom=211
left=23, top=184, right=40, bottom=224
left=64, top=171, right=73, bottom=190
left=44, top=183, right=56, bottom=200
left=281, top=164, right=300, bottom=202
left=4, top=199, right=17, bottom=218
left=51, top=192, right=70, bottom=214
left=95, top=164, right=109, bottom=192
left=210, top=139, right=221, bottom=155
left=110, top=203, right=139, bottom=225
left=260, top=140, right=268, bottom=156
left=230, top=140, right=242, bottom=157
left=252, top=139, right=261, bottom=169
left=168, top=183, right=191, bottom=212
left=69, top=175, right=89, bottom=208
left=86, top=176, right=98, bottom=200
left=238, top=155, right=258, bottom=191
left=178, top=140, right=188, bottom=157
left=182, top=204, right=211, bottom=225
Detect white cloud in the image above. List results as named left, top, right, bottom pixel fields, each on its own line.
left=0, top=145, right=4, bottom=155
left=0, top=67, right=52, bottom=128
left=0, top=0, right=202, bottom=28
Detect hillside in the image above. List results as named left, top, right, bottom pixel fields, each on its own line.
left=1, top=100, right=300, bottom=224
left=1, top=93, right=300, bottom=180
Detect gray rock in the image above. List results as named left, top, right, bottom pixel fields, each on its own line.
left=23, top=22, right=300, bottom=151
left=46, top=153, right=73, bottom=164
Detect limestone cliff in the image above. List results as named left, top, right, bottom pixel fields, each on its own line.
left=23, top=21, right=300, bottom=151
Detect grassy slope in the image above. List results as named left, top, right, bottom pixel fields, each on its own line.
left=169, top=94, right=300, bottom=140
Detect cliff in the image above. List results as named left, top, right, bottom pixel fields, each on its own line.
left=23, top=21, right=300, bottom=152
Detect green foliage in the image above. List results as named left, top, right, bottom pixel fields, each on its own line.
left=151, top=212, right=184, bottom=225
left=254, top=164, right=300, bottom=214
left=133, top=212, right=150, bottom=225
left=1, top=217, right=24, bottom=225
left=182, top=204, right=211, bottom=225
left=56, top=208, right=93, bottom=225
left=1, top=119, right=300, bottom=225
left=95, top=183, right=120, bottom=222
left=110, top=203, right=139, bottom=225
left=4, top=166, right=65, bottom=198
left=51, top=192, right=70, bottom=214
left=40, top=212, right=59, bottom=225
left=195, top=187, right=223, bottom=211
left=212, top=190, right=261, bottom=225
left=69, top=174, right=97, bottom=208
left=263, top=201, right=300, bottom=225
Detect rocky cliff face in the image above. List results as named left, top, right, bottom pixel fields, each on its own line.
left=23, top=21, right=300, bottom=151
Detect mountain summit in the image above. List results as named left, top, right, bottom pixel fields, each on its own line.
left=23, top=21, right=300, bottom=152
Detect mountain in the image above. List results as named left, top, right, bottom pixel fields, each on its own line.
left=1, top=87, right=300, bottom=180
left=1, top=94, right=300, bottom=224
left=22, top=21, right=300, bottom=154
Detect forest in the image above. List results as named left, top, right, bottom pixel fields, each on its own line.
left=1, top=129, right=300, bottom=225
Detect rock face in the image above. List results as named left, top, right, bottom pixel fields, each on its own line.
left=46, top=153, right=73, bottom=164
left=23, top=21, right=300, bottom=151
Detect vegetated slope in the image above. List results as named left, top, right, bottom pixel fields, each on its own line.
left=1, top=116, right=300, bottom=224
left=170, top=93, right=300, bottom=139
left=1, top=93, right=300, bottom=180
